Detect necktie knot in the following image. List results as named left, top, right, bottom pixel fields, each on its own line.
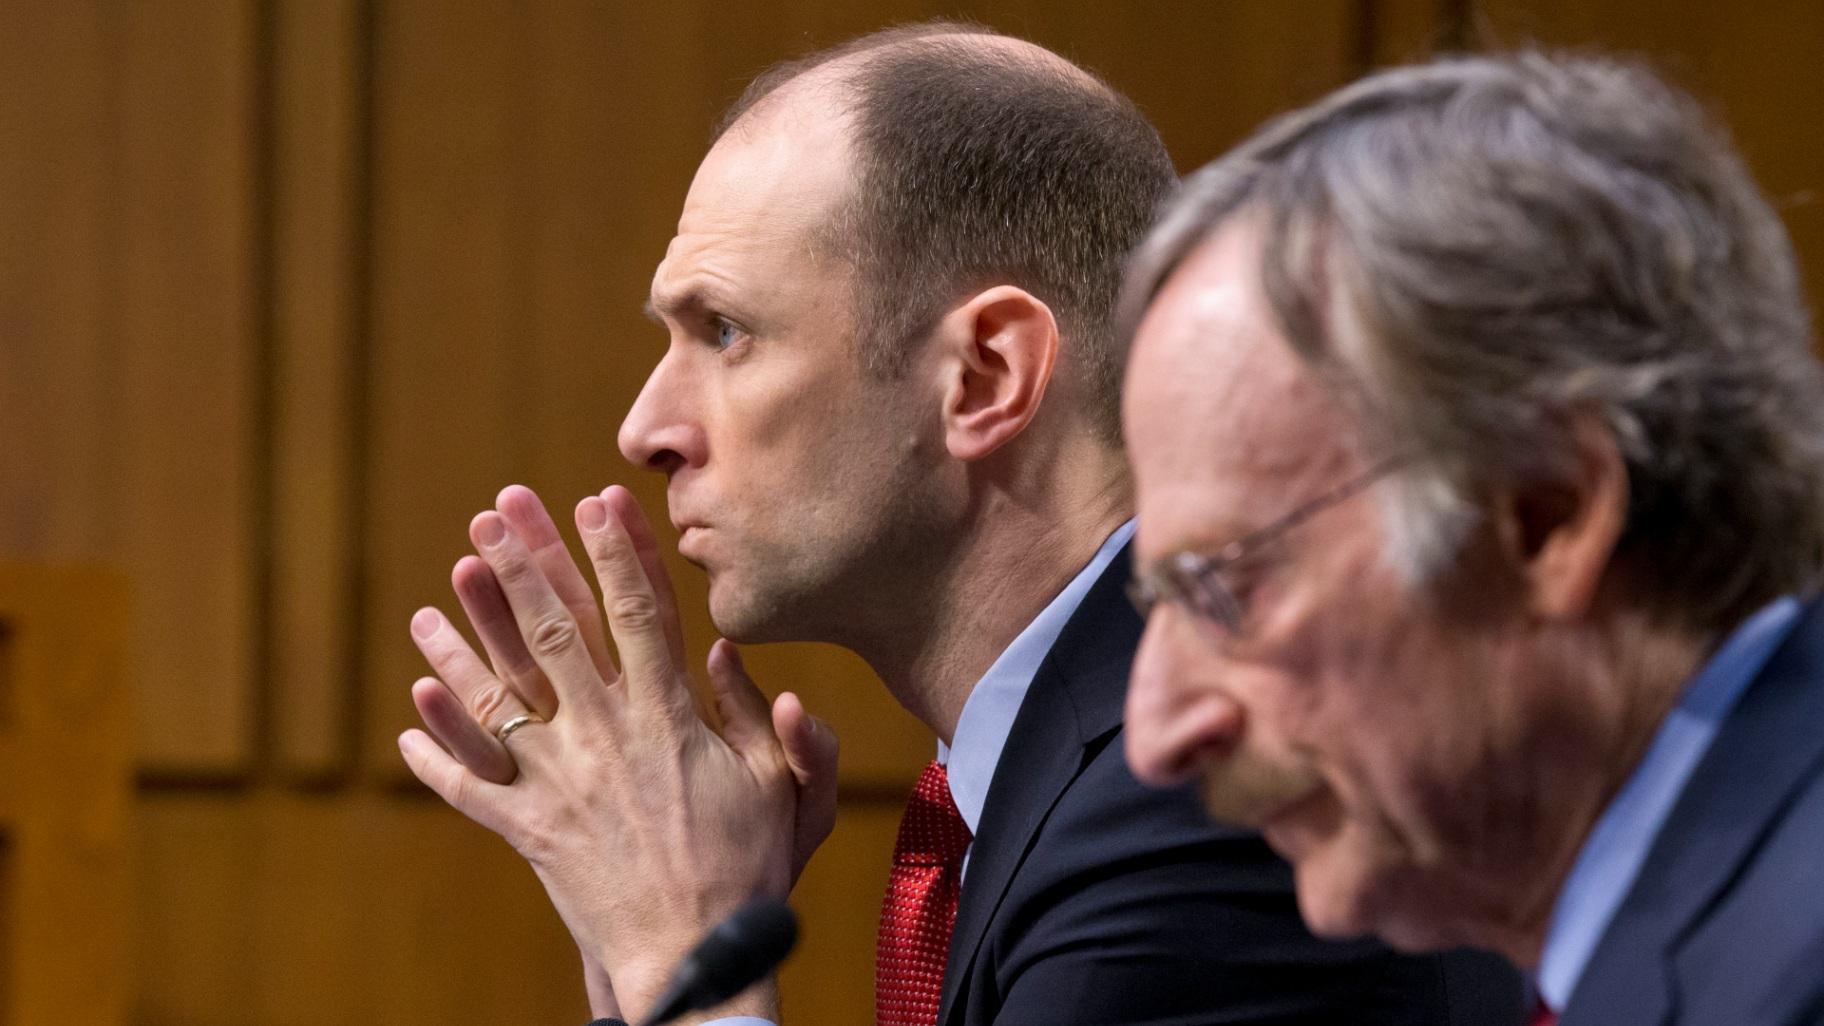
left=895, top=761, right=973, bottom=866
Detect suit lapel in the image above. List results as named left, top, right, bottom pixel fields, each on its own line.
left=1564, top=599, right=1824, bottom=1026
left=935, top=545, right=1139, bottom=1026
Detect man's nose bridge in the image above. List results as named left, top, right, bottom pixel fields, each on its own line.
left=619, top=349, right=685, bottom=464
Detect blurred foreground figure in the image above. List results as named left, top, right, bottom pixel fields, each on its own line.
left=398, top=21, right=1521, bottom=1026
left=1122, top=50, right=1824, bottom=1026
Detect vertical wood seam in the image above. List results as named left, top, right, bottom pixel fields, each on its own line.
left=249, top=0, right=279, bottom=787
left=344, top=0, right=378, bottom=786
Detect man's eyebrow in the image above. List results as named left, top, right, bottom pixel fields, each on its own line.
left=643, top=286, right=721, bottom=325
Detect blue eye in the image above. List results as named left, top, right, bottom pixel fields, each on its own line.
left=713, top=319, right=743, bottom=350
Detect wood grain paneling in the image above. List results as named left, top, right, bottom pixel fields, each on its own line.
left=362, top=0, right=525, bottom=773
left=0, top=567, right=132, bottom=1026
left=133, top=792, right=588, bottom=1026
left=116, top=1, right=261, bottom=772
left=0, top=1, right=117, bottom=563
left=1368, top=0, right=1467, bottom=65
left=269, top=0, right=364, bottom=779
left=1473, top=0, right=1824, bottom=330
left=778, top=801, right=903, bottom=1025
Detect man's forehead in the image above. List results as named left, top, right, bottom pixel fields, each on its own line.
left=1125, top=225, right=1354, bottom=547
left=1129, top=228, right=1339, bottom=456
left=648, top=94, right=856, bottom=319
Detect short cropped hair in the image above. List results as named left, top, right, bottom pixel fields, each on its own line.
left=721, top=22, right=1177, bottom=441
left=1124, top=51, right=1824, bottom=632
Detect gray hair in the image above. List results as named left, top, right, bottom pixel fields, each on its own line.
left=1123, top=51, right=1824, bottom=632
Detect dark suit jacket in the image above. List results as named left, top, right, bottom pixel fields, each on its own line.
left=1562, top=599, right=1824, bottom=1026
left=936, top=544, right=1525, bottom=1026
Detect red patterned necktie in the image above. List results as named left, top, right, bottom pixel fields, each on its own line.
left=876, top=760, right=973, bottom=1026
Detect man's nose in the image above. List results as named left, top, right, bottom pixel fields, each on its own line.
left=618, top=352, right=703, bottom=474
left=1124, top=612, right=1245, bottom=787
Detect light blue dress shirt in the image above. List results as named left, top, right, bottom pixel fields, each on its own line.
left=941, top=519, right=1137, bottom=842
left=705, top=519, right=1135, bottom=1026
left=1534, top=596, right=1802, bottom=1014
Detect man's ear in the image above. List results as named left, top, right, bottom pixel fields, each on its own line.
left=1491, top=413, right=1630, bottom=620
left=934, top=285, right=1059, bottom=462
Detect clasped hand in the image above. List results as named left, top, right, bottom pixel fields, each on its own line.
left=397, top=485, right=837, bottom=1022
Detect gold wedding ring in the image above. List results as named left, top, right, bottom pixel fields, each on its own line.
left=496, top=713, right=543, bottom=744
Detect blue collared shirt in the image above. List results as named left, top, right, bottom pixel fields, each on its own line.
left=941, top=518, right=1137, bottom=845
left=1535, top=596, right=1803, bottom=1013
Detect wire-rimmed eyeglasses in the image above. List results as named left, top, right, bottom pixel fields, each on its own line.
left=1127, top=457, right=1402, bottom=636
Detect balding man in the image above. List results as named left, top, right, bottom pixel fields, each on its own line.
left=1120, top=51, right=1824, bottom=1026
left=399, top=24, right=1521, bottom=1026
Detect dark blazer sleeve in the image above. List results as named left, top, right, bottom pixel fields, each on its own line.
left=971, top=734, right=1525, bottom=1026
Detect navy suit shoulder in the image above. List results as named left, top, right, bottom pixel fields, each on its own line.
left=937, top=543, right=1526, bottom=1026
left=1566, top=600, right=1824, bottom=1026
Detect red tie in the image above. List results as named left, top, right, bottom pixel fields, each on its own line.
left=877, top=760, right=973, bottom=1026
left=1530, top=1001, right=1559, bottom=1026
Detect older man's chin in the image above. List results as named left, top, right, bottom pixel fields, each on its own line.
left=1287, top=845, right=1474, bottom=954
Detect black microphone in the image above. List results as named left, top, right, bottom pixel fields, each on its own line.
left=639, top=898, right=799, bottom=1026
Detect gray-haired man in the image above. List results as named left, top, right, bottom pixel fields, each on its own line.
left=1121, top=50, right=1824, bottom=1026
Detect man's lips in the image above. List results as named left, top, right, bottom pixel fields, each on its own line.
left=675, top=523, right=709, bottom=562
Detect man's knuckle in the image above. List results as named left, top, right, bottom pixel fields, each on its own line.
left=529, top=614, right=581, bottom=657
left=589, top=545, right=637, bottom=581
left=468, top=683, right=514, bottom=724
left=608, top=593, right=661, bottom=629
left=491, top=551, right=536, bottom=586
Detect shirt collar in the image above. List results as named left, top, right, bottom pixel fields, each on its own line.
left=1534, top=595, right=1803, bottom=1012
left=939, top=519, right=1137, bottom=833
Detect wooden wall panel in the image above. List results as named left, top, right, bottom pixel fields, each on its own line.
left=116, top=1, right=261, bottom=772
left=1369, top=0, right=1467, bottom=64
left=133, top=793, right=587, bottom=1026
left=0, top=568, right=132, bottom=1026
left=777, top=803, right=902, bottom=1025
left=269, top=0, right=364, bottom=779
left=1473, top=0, right=1824, bottom=330
left=0, top=1, right=116, bottom=563
left=362, top=0, right=526, bottom=772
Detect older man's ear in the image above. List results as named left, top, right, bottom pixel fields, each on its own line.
left=1491, top=415, right=1630, bottom=623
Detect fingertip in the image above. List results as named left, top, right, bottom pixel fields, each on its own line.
left=470, top=510, right=508, bottom=548
left=409, top=676, right=449, bottom=709
left=451, top=555, right=497, bottom=597
left=706, top=643, right=735, bottom=685
left=397, top=728, right=431, bottom=757
left=576, top=495, right=609, bottom=532
left=772, top=689, right=804, bottom=726
left=602, top=486, right=652, bottom=531
left=411, top=607, right=441, bottom=641
left=709, top=637, right=743, bottom=669
left=498, top=484, right=561, bottom=539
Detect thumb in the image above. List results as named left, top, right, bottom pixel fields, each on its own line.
left=774, top=690, right=839, bottom=882
left=707, top=639, right=775, bottom=753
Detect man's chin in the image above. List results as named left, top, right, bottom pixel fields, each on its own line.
left=1288, top=846, right=1461, bottom=953
left=706, top=584, right=797, bottom=646
left=1289, top=857, right=1382, bottom=944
